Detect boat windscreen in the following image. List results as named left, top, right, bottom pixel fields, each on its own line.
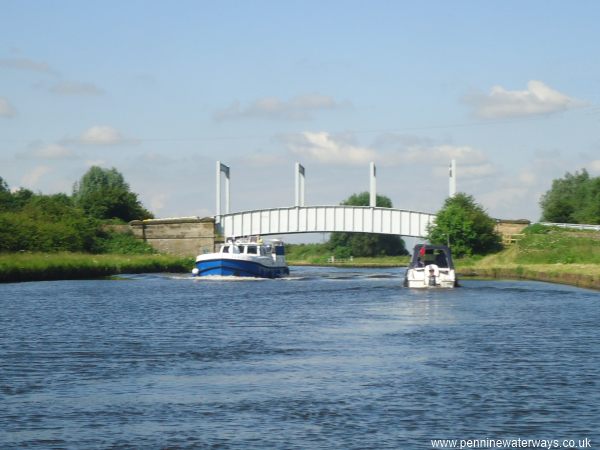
left=411, top=247, right=454, bottom=269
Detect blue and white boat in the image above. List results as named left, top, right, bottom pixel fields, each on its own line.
left=192, top=237, right=289, bottom=278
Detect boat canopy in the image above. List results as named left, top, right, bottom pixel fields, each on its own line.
left=408, top=244, right=455, bottom=269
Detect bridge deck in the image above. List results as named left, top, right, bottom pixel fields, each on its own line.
left=218, top=205, right=435, bottom=238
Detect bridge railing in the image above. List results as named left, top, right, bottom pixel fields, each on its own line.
left=218, top=205, right=436, bottom=238
left=538, top=222, right=600, bottom=232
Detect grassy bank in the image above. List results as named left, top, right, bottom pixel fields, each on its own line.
left=286, top=226, right=600, bottom=290
left=0, top=253, right=194, bottom=283
left=457, top=225, right=600, bottom=290
left=285, top=243, right=410, bottom=266
left=290, top=255, right=411, bottom=267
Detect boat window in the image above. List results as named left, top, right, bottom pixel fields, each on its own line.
left=236, top=246, right=243, bottom=253
left=222, top=245, right=230, bottom=253
left=247, top=245, right=257, bottom=254
left=434, top=251, right=448, bottom=268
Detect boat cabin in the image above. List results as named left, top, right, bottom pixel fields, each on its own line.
left=408, top=244, right=455, bottom=269
left=219, top=238, right=285, bottom=256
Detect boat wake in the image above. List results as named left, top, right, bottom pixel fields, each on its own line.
left=192, top=275, right=268, bottom=282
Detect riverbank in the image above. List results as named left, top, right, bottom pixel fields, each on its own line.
left=288, top=255, right=410, bottom=267
left=456, top=226, right=600, bottom=290
left=288, top=257, right=600, bottom=290
left=458, top=264, right=600, bottom=290
left=287, top=225, right=600, bottom=290
left=0, top=253, right=194, bottom=283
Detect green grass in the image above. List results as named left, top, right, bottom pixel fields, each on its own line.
left=0, top=252, right=194, bottom=283
left=456, top=225, right=600, bottom=289
left=285, top=243, right=410, bottom=266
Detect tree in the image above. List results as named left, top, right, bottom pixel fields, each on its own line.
left=0, top=176, right=35, bottom=212
left=327, top=192, right=408, bottom=257
left=0, top=192, right=100, bottom=252
left=540, top=169, right=600, bottom=224
left=0, top=176, right=11, bottom=211
left=427, top=193, right=502, bottom=257
left=73, top=166, right=153, bottom=222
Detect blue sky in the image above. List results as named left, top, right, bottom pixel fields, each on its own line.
left=2, top=0, right=600, bottom=223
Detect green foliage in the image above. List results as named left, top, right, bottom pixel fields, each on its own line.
left=0, top=253, right=194, bottom=283
left=0, top=177, right=11, bottom=211
left=0, top=193, right=100, bottom=253
left=0, top=181, right=34, bottom=212
left=93, top=231, right=156, bottom=254
left=540, top=169, right=600, bottom=224
left=523, top=223, right=552, bottom=235
left=285, top=243, right=331, bottom=264
left=327, top=192, right=408, bottom=257
left=73, top=166, right=153, bottom=221
left=428, top=193, right=502, bottom=257
left=515, top=228, right=600, bottom=264
left=340, top=192, right=393, bottom=208
left=0, top=175, right=155, bottom=255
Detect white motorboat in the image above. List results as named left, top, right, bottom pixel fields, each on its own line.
left=404, top=244, right=457, bottom=288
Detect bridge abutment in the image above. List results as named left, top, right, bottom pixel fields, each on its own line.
left=129, top=217, right=217, bottom=257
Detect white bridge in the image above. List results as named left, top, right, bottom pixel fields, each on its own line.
left=218, top=206, right=436, bottom=238
left=213, top=160, right=453, bottom=239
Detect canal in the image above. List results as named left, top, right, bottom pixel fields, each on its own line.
left=1, top=266, right=598, bottom=449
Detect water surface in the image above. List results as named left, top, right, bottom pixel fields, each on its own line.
left=1, top=267, right=598, bottom=449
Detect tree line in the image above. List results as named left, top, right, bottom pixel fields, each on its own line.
left=1, top=165, right=596, bottom=256
left=0, top=167, right=153, bottom=253
left=323, top=167, right=599, bottom=259
left=539, top=169, right=600, bottom=224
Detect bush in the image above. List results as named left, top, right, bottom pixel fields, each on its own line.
left=540, top=169, right=600, bottom=224
left=92, top=231, right=156, bottom=254
left=428, top=193, right=502, bottom=257
left=328, top=192, right=408, bottom=257
left=73, top=166, right=153, bottom=221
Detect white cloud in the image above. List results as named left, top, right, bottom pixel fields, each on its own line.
left=85, top=159, right=107, bottom=167
left=589, top=160, right=600, bottom=174
left=17, top=143, right=75, bottom=160
left=239, top=150, right=288, bottom=167
left=399, top=144, right=488, bottom=165
left=21, top=165, right=52, bottom=188
left=465, top=80, right=588, bottom=119
left=79, top=125, right=133, bottom=145
left=283, top=131, right=376, bottom=165
left=432, top=162, right=496, bottom=179
left=214, top=94, right=348, bottom=121
left=48, top=81, right=104, bottom=96
left=280, top=132, right=496, bottom=179
left=150, top=193, right=167, bottom=213
left=33, top=144, right=74, bottom=159
left=0, top=57, right=56, bottom=74
left=0, top=97, right=16, bottom=117
left=518, top=169, right=537, bottom=186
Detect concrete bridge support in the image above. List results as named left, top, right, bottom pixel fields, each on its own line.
left=129, top=217, right=216, bottom=257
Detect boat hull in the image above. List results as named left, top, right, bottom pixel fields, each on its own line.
left=195, top=258, right=289, bottom=278
left=403, top=268, right=457, bottom=288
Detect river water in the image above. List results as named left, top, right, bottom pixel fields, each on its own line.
left=1, top=267, right=599, bottom=449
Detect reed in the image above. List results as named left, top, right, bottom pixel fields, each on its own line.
left=0, top=252, right=194, bottom=283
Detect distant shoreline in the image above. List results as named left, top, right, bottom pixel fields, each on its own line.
left=288, top=260, right=600, bottom=291
left=0, top=253, right=193, bottom=284
left=1, top=253, right=598, bottom=290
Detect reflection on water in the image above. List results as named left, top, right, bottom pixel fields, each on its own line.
left=1, top=267, right=599, bottom=449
